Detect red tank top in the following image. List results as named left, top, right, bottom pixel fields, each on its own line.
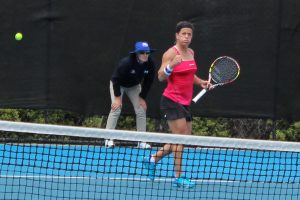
left=163, top=46, right=197, bottom=105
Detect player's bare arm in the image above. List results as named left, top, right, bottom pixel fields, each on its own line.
left=158, top=49, right=182, bottom=81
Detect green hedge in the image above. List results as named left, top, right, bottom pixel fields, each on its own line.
left=0, top=109, right=299, bottom=142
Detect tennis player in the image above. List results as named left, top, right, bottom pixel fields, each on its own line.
left=105, top=41, right=156, bottom=148
left=143, top=21, right=209, bottom=188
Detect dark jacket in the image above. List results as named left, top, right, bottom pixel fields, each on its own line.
left=111, top=54, right=155, bottom=99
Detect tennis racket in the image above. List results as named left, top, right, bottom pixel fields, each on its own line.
left=192, top=56, right=240, bottom=103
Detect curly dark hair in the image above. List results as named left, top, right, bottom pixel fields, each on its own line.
left=175, top=21, right=194, bottom=33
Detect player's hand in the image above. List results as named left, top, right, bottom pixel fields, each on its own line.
left=111, top=96, right=122, bottom=111
left=139, top=97, right=147, bottom=110
left=200, top=80, right=211, bottom=90
left=170, top=55, right=182, bottom=69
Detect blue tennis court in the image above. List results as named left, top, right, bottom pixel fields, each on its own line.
left=1, top=144, right=299, bottom=199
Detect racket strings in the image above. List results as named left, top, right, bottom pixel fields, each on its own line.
left=211, top=58, right=239, bottom=83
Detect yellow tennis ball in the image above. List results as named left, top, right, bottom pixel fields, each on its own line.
left=15, top=32, right=23, bottom=41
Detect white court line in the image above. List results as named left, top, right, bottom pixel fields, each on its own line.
left=0, top=175, right=233, bottom=182
left=0, top=175, right=277, bottom=184
left=1, top=175, right=299, bottom=185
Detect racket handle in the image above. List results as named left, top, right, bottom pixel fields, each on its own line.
left=192, top=89, right=207, bottom=103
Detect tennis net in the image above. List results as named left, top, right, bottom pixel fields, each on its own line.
left=0, top=120, right=299, bottom=200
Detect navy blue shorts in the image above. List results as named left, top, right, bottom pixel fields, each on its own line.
left=160, top=96, right=192, bottom=121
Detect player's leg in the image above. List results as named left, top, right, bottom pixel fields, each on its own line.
left=167, top=118, right=188, bottom=178
left=152, top=143, right=172, bottom=161
left=171, top=119, right=195, bottom=188
left=143, top=118, right=186, bottom=181
left=142, top=143, right=172, bottom=180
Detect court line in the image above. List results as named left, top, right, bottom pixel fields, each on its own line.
left=2, top=175, right=298, bottom=184
left=0, top=175, right=237, bottom=182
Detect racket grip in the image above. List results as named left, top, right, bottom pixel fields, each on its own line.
left=192, top=89, right=207, bottom=103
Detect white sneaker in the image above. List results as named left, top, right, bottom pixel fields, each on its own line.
left=137, top=142, right=151, bottom=149
left=105, top=139, right=114, bottom=148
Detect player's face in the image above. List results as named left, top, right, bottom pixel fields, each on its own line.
left=176, top=28, right=193, bottom=46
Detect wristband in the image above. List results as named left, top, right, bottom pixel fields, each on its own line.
left=166, top=64, right=173, bottom=73
left=164, top=64, right=173, bottom=76
left=164, top=67, right=171, bottom=76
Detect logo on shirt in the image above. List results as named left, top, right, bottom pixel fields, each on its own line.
left=130, top=69, right=136, bottom=74
left=189, top=63, right=195, bottom=66
left=144, top=70, right=149, bottom=74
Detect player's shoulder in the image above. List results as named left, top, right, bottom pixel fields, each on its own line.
left=188, top=48, right=194, bottom=53
left=188, top=48, right=194, bottom=55
left=163, top=47, right=177, bottom=58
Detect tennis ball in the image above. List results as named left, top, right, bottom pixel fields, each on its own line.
left=15, top=32, right=23, bottom=41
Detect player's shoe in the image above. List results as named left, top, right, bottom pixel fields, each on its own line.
left=105, top=139, right=114, bottom=148
left=137, top=142, right=151, bottom=149
left=143, top=156, right=155, bottom=180
left=173, top=176, right=196, bottom=189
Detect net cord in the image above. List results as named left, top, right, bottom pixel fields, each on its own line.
left=0, top=120, right=299, bottom=152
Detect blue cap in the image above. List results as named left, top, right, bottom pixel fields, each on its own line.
left=130, top=41, right=155, bottom=53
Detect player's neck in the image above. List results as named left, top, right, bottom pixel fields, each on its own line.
left=175, top=44, right=189, bottom=53
left=175, top=44, right=190, bottom=57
